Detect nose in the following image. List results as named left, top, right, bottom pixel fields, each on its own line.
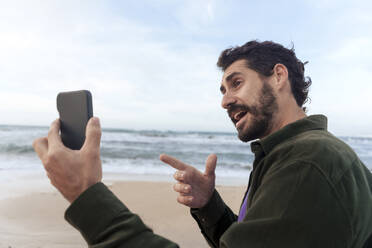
left=221, top=93, right=236, bottom=109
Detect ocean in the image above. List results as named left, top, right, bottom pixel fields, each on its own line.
left=0, top=125, right=371, bottom=185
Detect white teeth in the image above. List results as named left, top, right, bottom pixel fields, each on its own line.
left=234, top=111, right=243, bottom=120
left=233, top=112, right=241, bottom=120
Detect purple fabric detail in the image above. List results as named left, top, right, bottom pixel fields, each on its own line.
left=238, top=188, right=250, bottom=222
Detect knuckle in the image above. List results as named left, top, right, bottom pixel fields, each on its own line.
left=45, top=149, right=63, bottom=166
left=184, top=185, right=191, bottom=193
left=177, top=195, right=192, bottom=205
left=176, top=184, right=187, bottom=193
left=177, top=183, right=190, bottom=193
left=43, top=158, right=55, bottom=173
left=174, top=171, right=183, bottom=181
left=179, top=171, right=186, bottom=181
left=179, top=196, right=185, bottom=203
left=47, top=152, right=59, bottom=163
left=173, top=183, right=179, bottom=192
left=180, top=174, right=186, bottom=182
left=43, top=156, right=52, bottom=168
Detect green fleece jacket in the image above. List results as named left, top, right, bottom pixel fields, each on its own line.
left=65, top=115, right=372, bottom=247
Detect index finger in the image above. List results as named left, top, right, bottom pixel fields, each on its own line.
left=47, top=119, right=63, bottom=150
left=159, top=154, right=189, bottom=171
left=32, top=137, right=48, bottom=162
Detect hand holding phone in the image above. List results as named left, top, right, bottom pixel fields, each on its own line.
left=57, top=90, right=93, bottom=150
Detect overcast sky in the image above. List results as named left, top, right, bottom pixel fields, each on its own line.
left=0, top=0, right=371, bottom=136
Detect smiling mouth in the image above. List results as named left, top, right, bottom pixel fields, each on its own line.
left=233, top=111, right=247, bottom=126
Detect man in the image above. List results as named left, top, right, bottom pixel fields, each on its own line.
left=33, top=40, right=372, bottom=247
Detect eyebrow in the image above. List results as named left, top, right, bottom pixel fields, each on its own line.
left=220, top=72, right=243, bottom=93
left=225, top=72, right=243, bottom=83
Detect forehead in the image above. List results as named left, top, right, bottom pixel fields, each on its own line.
left=221, top=59, right=248, bottom=82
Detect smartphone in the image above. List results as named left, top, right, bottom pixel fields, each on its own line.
left=56, top=90, right=93, bottom=150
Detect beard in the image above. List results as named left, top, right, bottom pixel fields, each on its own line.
left=228, top=82, right=278, bottom=142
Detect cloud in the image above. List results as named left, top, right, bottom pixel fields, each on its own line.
left=325, top=37, right=372, bottom=68
left=207, top=0, right=215, bottom=20
left=173, top=0, right=217, bottom=32
left=0, top=0, right=229, bottom=131
left=0, top=0, right=371, bottom=135
left=307, top=35, right=372, bottom=135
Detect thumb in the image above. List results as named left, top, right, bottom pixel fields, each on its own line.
left=204, top=154, right=217, bottom=176
left=82, top=117, right=101, bottom=152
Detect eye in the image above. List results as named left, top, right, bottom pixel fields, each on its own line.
left=220, top=86, right=226, bottom=95
left=232, top=80, right=241, bottom=88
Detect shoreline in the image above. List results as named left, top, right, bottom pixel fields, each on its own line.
left=0, top=169, right=248, bottom=200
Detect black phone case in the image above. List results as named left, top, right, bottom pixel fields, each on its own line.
left=56, top=90, right=93, bottom=150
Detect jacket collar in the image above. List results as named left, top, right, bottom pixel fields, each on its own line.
left=250, top=115, right=328, bottom=157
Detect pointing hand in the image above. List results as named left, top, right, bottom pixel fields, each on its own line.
left=160, top=154, right=217, bottom=208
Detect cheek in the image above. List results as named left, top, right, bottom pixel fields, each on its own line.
left=245, top=112, right=255, bottom=123
left=237, top=86, right=259, bottom=106
left=239, top=93, right=256, bottom=109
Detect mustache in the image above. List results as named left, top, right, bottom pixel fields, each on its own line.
left=227, top=104, right=251, bottom=120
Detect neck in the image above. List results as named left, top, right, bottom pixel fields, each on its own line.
left=265, top=106, right=307, bottom=138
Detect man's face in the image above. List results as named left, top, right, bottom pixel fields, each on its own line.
left=220, top=59, right=278, bottom=142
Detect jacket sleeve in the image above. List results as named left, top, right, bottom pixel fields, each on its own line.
left=190, top=190, right=238, bottom=247
left=64, top=182, right=179, bottom=248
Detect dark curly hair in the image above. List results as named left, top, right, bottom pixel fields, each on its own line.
left=217, top=40, right=311, bottom=110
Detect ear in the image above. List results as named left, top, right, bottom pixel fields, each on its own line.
left=272, top=64, right=289, bottom=91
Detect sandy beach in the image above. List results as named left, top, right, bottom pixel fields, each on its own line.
left=0, top=174, right=246, bottom=248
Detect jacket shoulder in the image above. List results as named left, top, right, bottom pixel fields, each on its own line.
left=270, top=130, right=361, bottom=182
